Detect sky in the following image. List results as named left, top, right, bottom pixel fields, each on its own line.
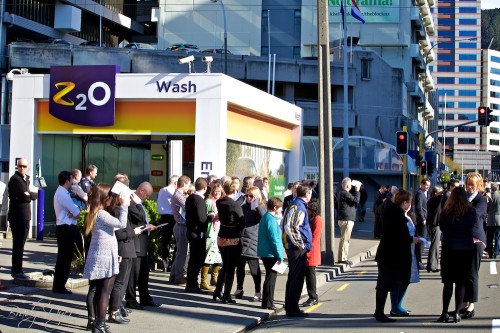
left=482, top=0, right=500, bottom=10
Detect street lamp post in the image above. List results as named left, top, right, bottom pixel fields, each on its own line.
left=210, top=0, right=227, bottom=74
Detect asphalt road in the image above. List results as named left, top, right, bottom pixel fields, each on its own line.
left=249, top=257, right=500, bottom=333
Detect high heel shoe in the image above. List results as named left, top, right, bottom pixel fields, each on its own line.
left=86, top=317, right=95, bottom=331
left=213, top=291, right=222, bottom=301
left=437, top=313, right=449, bottom=323
left=233, top=290, right=244, bottom=299
left=92, top=319, right=111, bottom=333
left=221, top=295, right=236, bottom=304
left=451, top=311, right=461, bottom=323
left=462, top=309, right=475, bottom=319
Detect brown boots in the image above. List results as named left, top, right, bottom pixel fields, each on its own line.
left=200, top=266, right=213, bottom=291
left=210, top=265, right=220, bottom=286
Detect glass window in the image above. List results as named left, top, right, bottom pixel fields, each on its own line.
left=459, top=54, right=476, bottom=60
left=459, top=7, right=477, bottom=13
left=459, top=42, right=477, bottom=49
left=491, top=79, right=500, bottom=86
left=438, top=53, right=454, bottom=61
left=458, top=102, right=476, bottom=108
left=459, top=19, right=477, bottom=25
left=491, top=91, right=500, bottom=98
left=459, top=78, right=476, bottom=84
left=492, top=56, right=500, bottom=64
left=439, top=19, right=454, bottom=26
left=491, top=127, right=499, bottom=134
left=459, top=66, right=476, bottom=72
left=493, top=68, right=500, bottom=75
left=458, top=138, right=476, bottom=144
left=457, top=114, right=476, bottom=120
left=459, top=30, right=477, bottom=37
left=438, top=65, right=455, bottom=72
left=457, top=126, right=476, bottom=132
left=490, top=139, right=500, bottom=146
left=294, top=10, right=301, bottom=33
left=437, top=77, right=454, bottom=84
left=438, top=89, right=455, bottom=96
left=439, top=7, right=455, bottom=14
left=438, top=30, right=455, bottom=38
left=458, top=90, right=476, bottom=96
left=491, top=103, right=500, bottom=110
left=361, top=59, right=371, bottom=80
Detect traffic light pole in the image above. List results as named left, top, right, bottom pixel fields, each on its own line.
left=425, top=119, right=477, bottom=144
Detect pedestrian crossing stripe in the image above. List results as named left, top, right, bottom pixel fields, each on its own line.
left=491, top=261, right=498, bottom=275
left=493, top=319, right=500, bottom=333
left=337, top=283, right=349, bottom=291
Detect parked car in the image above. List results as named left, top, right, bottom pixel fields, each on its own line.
left=123, top=42, right=155, bottom=50
left=202, top=48, right=231, bottom=54
left=80, top=41, right=102, bottom=47
left=43, top=38, right=71, bottom=45
left=167, top=43, right=200, bottom=53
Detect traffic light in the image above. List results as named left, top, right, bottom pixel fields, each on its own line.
left=420, top=160, right=427, bottom=176
left=478, top=106, right=488, bottom=126
left=487, top=107, right=494, bottom=126
left=396, top=131, right=408, bottom=154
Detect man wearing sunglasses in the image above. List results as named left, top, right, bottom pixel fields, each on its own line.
left=8, top=158, right=38, bottom=279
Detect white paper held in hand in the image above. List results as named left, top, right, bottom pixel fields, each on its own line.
left=111, top=181, right=134, bottom=197
left=351, top=180, right=362, bottom=188
left=272, top=261, right=288, bottom=274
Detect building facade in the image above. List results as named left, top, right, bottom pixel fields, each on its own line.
left=482, top=49, right=500, bottom=153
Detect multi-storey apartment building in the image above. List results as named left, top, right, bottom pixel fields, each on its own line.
left=482, top=49, right=500, bottom=153
left=431, top=0, right=487, bottom=174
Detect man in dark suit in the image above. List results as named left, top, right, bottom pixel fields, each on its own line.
left=184, top=177, right=214, bottom=293
left=8, top=158, right=38, bottom=279
left=373, top=185, right=388, bottom=239
left=414, top=178, right=430, bottom=270
left=125, top=181, right=159, bottom=309
left=283, top=181, right=301, bottom=212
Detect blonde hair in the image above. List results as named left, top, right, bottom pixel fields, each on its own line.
left=465, top=172, right=485, bottom=193
left=246, top=186, right=265, bottom=206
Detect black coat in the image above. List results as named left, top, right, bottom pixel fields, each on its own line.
left=128, top=203, right=148, bottom=257
left=240, top=203, right=266, bottom=258
left=470, top=194, right=487, bottom=243
left=426, top=194, right=443, bottom=227
left=8, top=171, right=38, bottom=221
left=414, top=189, right=428, bottom=225
left=337, top=189, right=359, bottom=221
left=113, top=207, right=137, bottom=259
left=216, top=196, right=245, bottom=239
left=185, top=193, right=212, bottom=237
left=439, top=208, right=476, bottom=251
left=375, top=202, right=413, bottom=283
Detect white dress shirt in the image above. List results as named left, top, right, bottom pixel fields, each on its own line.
left=54, top=185, right=80, bottom=226
left=157, top=184, right=176, bottom=215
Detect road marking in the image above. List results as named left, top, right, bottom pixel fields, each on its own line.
left=337, top=283, right=349, bottom=292
left=359, top=270, right=368, bottom=275
left=493, top=319, right=500, bottom=332
left=304, top=302, right=322, bottom=313
left=491, top=261, right=498, bottom=275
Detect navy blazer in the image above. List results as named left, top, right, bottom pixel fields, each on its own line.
left=128, top=203, right=148, bottom=257
left=414, top=189, right=428, bottom=225
left=470, top=194, right=487, bottom=243
left=439, top=208, right=477, bottom=251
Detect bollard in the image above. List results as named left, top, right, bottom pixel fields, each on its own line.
left=36, top=189, right=45, bottom=241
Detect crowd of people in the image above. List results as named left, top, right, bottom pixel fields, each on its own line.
left=372, top=172, right=497, bottom=324
left=5, top=157, right=499, bottom=328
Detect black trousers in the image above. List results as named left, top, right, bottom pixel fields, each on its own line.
left=109, top=257, right=133, bottom=311
left=305, top=265, right=318, bottom=301
left=53, top=224, right=78, bottom=291
left=426, top=224, right=441, bottom=272
left=415, top=222, right=428, bottom=266
left=186, top=234, right=206, bottom=288
left=284, top=247, right=307, bottom=314
left=236, top=256, right=261, bottom=293
left=215, top=243, right=241, bottom=297
left=261, top=257, right=278, bottom=308
left=10, top=218, right=30, bottom=274
left=160, top=214, right=176, bottom=261
left=464, top=242, right=483, bottom=303
left=126, top=256, right=152, bottom=304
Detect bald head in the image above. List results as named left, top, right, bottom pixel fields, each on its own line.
left=136, top=182, right=153, bottom=201
left=16, top=158, right=29, bottom=176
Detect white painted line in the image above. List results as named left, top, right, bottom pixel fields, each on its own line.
left=491, top=261, right=498, bottom=275
left=492, top=319, right=500, bottom=333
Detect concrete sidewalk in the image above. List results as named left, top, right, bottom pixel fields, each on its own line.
left=0, top=214, right=379, bottom=333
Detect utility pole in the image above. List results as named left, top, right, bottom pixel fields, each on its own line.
left=317, top=0, right=335, bottom=265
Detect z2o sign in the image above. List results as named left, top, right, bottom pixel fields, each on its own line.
left=49, top=65, right=117, bottom=127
